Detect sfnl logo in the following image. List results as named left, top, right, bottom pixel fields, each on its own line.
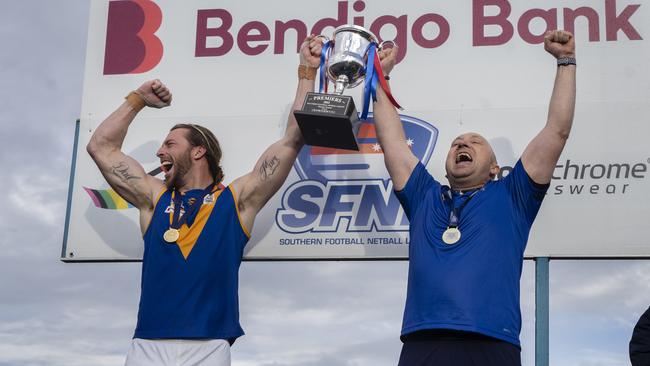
left=276, top=115, right=438, bottom=233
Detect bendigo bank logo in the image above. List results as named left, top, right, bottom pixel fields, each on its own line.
left=276, top=115, right=439, bottom=233
left=103, top=0, right=163, bottom=75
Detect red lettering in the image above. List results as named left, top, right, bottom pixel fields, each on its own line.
left=370, top=15, right=408, bottom=64
left=473, top=0, right=514, bottom=46
left=353, top=0, right=366, bottom=27
left=274, top=20, right=308, bottom=54
left=195, top=9, right=233, bottom=57
left=412, top=13, right=450, bottom=50
left=517, top=9, right=557, bottom=44
left=104, top=0, right=163, bottom=75
left=132, top=0, right=163, bottom=74
left=191, top=1, right=643, bottom=58
left=104, top=1, right=146, bottom=74
left=238, top=21, right=271, bottom=56
left=564, top=7, right=600, bottom=42
left=605, top=0, right=642, bottom=41
left=311, top=2, right=348, bottom=36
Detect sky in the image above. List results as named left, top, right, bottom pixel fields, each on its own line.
left=1, top=1, right=649, bottom=366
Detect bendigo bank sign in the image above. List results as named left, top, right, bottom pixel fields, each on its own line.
left=103, top=0, right=642, bottom=74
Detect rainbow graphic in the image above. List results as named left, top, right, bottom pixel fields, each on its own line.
left=84, top=187, right=134, bottom=210
left=84, top=166, right=162, bottom=210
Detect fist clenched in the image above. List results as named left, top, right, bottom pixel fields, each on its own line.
left=378, top=43, right=398, bottom=76
left=300, top=34, right=323, bottom=68
left=135, top=79, right=172, bottom=108
left=544, top=30, right=576, bottom=59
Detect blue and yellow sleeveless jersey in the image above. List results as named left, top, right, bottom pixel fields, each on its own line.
left=134, top=185, right=250, bottom=341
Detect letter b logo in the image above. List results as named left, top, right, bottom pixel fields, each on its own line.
left=103, top=0, right=163, bottom=75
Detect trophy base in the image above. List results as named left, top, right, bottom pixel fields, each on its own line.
left=293, top=92, right=361, bottom=151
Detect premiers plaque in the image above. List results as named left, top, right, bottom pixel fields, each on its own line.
left=295, top=93, right=360, bottom=150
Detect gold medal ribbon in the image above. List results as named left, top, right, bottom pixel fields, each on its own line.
left=165, top=183, right=217, bottom=243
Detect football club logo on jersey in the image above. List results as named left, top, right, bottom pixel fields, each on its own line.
left=276, top=114, right=438, bottom=233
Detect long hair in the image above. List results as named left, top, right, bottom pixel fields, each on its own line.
left=170, top=123, right=224, bottom=184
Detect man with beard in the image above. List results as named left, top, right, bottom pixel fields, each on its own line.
left=372, top=30, right=576, bottom=365
left=86, top=35, right=323, bottom=365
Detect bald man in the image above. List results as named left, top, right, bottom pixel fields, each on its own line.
left=373, top=30, right=576, bottom=365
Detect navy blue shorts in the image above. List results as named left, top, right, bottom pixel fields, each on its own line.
left=397, top=330, right=521, bottom=366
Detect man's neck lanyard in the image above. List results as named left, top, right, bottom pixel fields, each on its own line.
left=163, top=183, right=216, bottom=243
left=440, top=187, right=481, bottom=245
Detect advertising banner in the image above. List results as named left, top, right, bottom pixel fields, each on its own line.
left=63, top=0, right=650, bottom=260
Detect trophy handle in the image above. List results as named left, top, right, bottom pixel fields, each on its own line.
left=378, top=40, right=396, bottom=51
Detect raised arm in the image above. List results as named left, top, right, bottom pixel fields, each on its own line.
left=232, top=36, right=321, bottom=231
left=373, top=46, right=419, bottom=190
left=86, top=80, right=171, bottom=221
left=521, top=30, right=576, bottom=184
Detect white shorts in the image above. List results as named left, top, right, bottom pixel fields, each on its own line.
left=125, top=338, right=231, bottom=366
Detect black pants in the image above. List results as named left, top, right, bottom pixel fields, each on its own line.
left=398, top=330, right=521, bottom=366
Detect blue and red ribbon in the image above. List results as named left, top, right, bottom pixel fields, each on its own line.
left=319, top=40, right=331, bottom=93
left=373, top=50, right=402, bottom=110
left=361, top=43, right=378, bottom=120
left=360, top=43, right=402, bottom=120
left=318, top=39, right=401, bottom=120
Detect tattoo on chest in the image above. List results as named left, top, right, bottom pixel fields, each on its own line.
left=112, top=162, right=141, bottom=182
left=259, top=155, right=280, bottom=181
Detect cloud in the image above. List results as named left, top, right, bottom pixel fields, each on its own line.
left=549, top=261, right=650, bottom=365
left=9, top=172, right=68, bottom=227
left=0, top=343, right=124, bottom=366
left=552, top=261, right=650, bottom=318
left=234, top=262, right=406, bottom=366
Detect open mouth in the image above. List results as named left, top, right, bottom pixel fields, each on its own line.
left=455, top=152, right=473, bottom=164
left=160, top=160, right=174, bottom=175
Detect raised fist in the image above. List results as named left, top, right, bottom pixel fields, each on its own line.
left=135, top=79, right=172, bottom=108
left=544, top=30, right=576, bottom=59
left=299, top=35, right=323, bottom=68
left=378, top=43, right=398, bottom=76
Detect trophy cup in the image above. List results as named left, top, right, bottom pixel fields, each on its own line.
left=294, top=25, right=399, bottom=151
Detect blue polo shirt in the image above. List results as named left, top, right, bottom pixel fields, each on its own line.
left=395, top=160, right=548, bottom=347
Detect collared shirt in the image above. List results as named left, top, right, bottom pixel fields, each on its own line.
left=395, top=160, right=548, bottom=346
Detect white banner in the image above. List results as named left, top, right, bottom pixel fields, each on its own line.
left=63, top=0, right=650, bottom=260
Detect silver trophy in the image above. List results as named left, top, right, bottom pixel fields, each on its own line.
left=294, top=25, right=394, bottom=151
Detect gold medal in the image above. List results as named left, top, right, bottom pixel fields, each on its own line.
left=163, top=228, right=180, bottom=243
left=442, top=227, right=461, bottom=245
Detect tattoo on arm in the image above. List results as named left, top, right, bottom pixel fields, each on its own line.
left=111, top=162, right=141, bottom=183
left=258, top=155, right=280, bottom=181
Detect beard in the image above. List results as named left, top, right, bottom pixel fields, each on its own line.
left=165, top=149, right=192, bottom=189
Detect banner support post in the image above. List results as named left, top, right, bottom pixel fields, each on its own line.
left=535, top=256, right=550, bottom=366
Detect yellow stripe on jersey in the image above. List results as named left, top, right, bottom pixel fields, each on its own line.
left=153, top=188, right=166, bottom=207
left=176, top=189, right=224, bottom=259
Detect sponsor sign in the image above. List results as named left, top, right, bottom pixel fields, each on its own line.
left=63, top=0, right=649, bottom=260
